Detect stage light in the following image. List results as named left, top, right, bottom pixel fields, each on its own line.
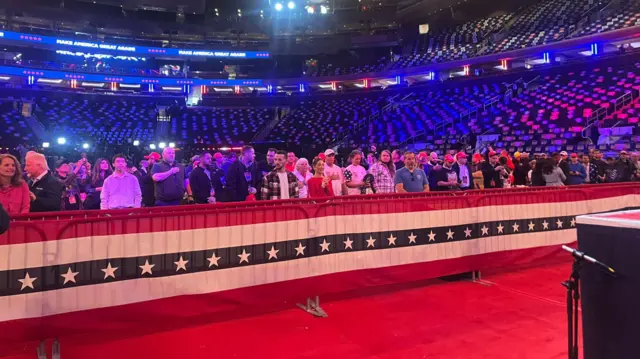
left=169, top=142, right=176, bottom=148
left=320, top=5, right=328, bottom=14
left=149, top=144, right=156, bottom=150
left=158, top=142, right=166, bottom=149
left=42, top=142, right=50, bottom=148
left=57, top=137, right=66, bottom=145
left=82, top=143, right=89, bottom=149
left=288, top=1, right=295, bottom=9
left=133, top=140, right=140, bottom=146
left=306, top=6, right=314, bottom=14
left=275, top=3, right=283, bottom=11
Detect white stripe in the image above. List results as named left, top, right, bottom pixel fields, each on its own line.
left=0, top=195, right=636, bottom=270
left=578, top=209, right=640, bottom=229
left=0, top=230, right=575, bottom=322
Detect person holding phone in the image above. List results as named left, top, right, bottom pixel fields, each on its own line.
left=567, top=153, right=587, bottom=185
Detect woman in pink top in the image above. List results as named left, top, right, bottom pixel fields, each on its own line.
left=0, top=154, right=30, bottom=214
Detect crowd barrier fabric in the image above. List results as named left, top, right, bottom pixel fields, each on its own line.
left=1, top=184, right=640, bottom=350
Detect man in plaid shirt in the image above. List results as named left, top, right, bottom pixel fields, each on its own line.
left=261, top=150, right=300, bottom=200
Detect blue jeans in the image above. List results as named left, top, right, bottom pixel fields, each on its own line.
left=155, top=199, right=181, bottom=206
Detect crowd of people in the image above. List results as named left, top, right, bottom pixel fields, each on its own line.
left=0, top=144, right=638, bottom=216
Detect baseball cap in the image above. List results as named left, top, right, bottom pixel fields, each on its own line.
left=488, top=151, right=498, bottom=157
left=417, top=151, right=428, bottom=161
left=455, top=152, right=467, bottom=159
left=620, top=150, right=629, bottom=155
left=570, top=153, right=578, bottom=158
left=514, top=151, right=521, bottom=158
left=560, top=151, right=568, bottom=156
left=318, top=153, right=326, bottom=161
left=324, top=149, right=336, bottom=156
left=213, top=152, right=223, bottom=160
left=444, top=154, right=455, bottom=162
left=144, top=152, right=161, bottom=161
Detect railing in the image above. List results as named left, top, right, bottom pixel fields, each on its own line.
left=614, top=91, right=633, bottom=113
left=2, top=182, right=640, bottom=349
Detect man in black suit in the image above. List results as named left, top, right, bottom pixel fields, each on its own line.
left=24, top=151, right=62, bottom=212
left=452, top=152, right=473, bottom=191
left=226, top=145, right=262, bottom=202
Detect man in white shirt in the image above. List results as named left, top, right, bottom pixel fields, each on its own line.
left=323, top=149, right=347, bottom=196
left=101, top=154, right=142, bottom=209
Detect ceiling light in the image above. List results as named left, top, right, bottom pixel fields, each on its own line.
left=288, top=1, right=295, bottom=9
left=275, top=3, right=283, bottom=11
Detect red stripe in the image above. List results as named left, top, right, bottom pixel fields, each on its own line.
left=2, top=184, right=639, bottom=245
left=0, top=243, right=567, bottom=354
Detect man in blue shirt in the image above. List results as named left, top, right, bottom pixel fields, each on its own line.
left=394, top=151, right=430, bottom=193
left=567, top=153, right=587, bottom=185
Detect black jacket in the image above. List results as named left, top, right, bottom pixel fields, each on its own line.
left=136, top=168, right=155, bottom=207
left=29, top=171, right=63, bottom=212
left=226, top=161, right=261, bottom=202
left=189, top=166, right=221, bottom=204
left=0, top=203, right=9, bottom=235
left=481, top=162, right=504, bottom=189
left=452, top=162, right=474, bottom=189
left=512, top=159, right=531, bottom=186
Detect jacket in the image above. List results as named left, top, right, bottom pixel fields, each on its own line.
left=226, top=160, right=262, bottom=202
left=136, top=168, right=155, bottom=207
left=512, top=159, right=531, bottom=186
left=481, top=162, right=504, bottom=189
left=189, top=166, right=222, bottom=204
left=29, top=171, right=63, bottom=212
left=261, top=171, right=300, bottom=200
left=452, top=162, right=474, bottom=189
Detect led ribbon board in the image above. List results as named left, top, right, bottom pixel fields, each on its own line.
left=0, top=65, right=263, bottom=86
left=0, top=31, right=270, bottom=59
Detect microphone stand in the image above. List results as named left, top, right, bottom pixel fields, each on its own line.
left=561, top=257, right=581, bottom=359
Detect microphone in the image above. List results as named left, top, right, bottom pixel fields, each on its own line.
left=562, top=245, right=616, bottom=276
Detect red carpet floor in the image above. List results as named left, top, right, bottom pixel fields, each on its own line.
left=3, top=261, right=578, bottom=359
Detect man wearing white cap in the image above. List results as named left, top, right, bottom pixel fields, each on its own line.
left=323, top=149, right=346, bottom=196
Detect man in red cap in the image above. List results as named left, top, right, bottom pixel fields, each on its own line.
left=453, top=152, right=473, bottom=190
left=138, top=152, right=161, bottom=206
left=435, top=154, right=459, bottom=191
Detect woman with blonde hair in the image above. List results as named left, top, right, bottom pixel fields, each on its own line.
left=0, top=154, right=30, bottom=214
left=293, top=158, right=313, bottom=198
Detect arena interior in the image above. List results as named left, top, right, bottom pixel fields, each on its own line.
left=0, top=0, right=639, bottom=357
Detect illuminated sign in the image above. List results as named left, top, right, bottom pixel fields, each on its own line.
left=0, top=65, right=263, bottom=86
left=0, top=31, right=270, bottom=59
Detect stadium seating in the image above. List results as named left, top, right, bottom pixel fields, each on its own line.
left=33, top=95, right=157, bottom=144
left=0, top=101, right=36, bottom=145
left=172, top=107, right=273, bottom=146
left=483, top=0, right=604, bottom=54
left=389, top=14, right=513, bottom=69
left=265, top=96, right=381, bottom=144
left=572, top=0, right=640, bottom=37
